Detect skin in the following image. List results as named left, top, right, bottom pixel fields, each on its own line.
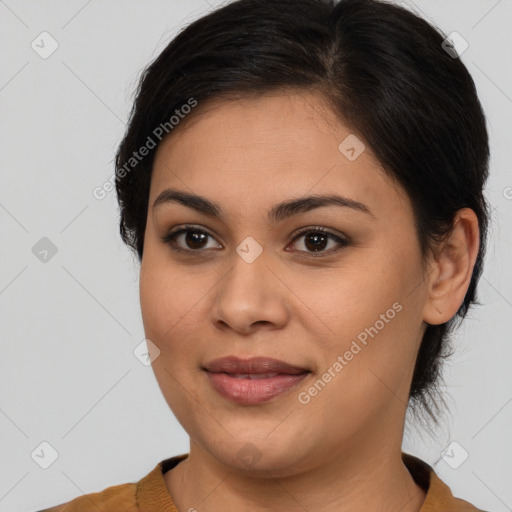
left=139, top=90, right=480, bottom=512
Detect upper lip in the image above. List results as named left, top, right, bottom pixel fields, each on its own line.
left=204, top=356, right=309, bottom=375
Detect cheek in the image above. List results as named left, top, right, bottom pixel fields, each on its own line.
left=301, top=256, right=402, bottom=350
left=306, top=249, right=422, bottom=393
left=139, top=262, right=204, bottom=421
left=139, top=257, right=211, bottom=364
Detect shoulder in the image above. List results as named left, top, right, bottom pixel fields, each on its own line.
left=401, top=452, right=491, bottom=512
left=443, top=494, right=493, bottom=512
left=35, top=481, right=138, bottom=512
left=34, top=455, right=186, bottom=512
left=429, top=472, right=492, bottom=512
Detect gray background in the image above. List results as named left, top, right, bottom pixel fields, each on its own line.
left=1, top=1, right=511, bottom=511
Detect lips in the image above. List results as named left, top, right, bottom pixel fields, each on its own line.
left=203, top=356, right=310, bottom=404
left=204, top=356, right=309, bottom=375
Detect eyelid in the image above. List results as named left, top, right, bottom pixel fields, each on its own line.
left=290, top=225, right=348, bottom=242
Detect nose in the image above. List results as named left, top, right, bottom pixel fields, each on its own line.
left=210, top=245, right=290, bottom=334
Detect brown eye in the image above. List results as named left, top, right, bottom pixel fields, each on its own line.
left=181, top=230, right=209, bottom=250
left=288, top=228, right=349, bottom=257
left=160, top=226, right=222, bottom=254
left=302, top=232, right=330, bottom=252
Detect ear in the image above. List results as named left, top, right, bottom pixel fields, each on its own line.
left=422, top=208, right=480, bottom=325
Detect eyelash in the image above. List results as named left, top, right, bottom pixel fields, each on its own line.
left=160, top=224, right=349, bottom=258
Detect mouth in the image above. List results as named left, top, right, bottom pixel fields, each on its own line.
left=222, top=372, right=283, bottom=379
left=203, top=356, right=311, bottom=404
left=203, top=355, right=309, bottom=374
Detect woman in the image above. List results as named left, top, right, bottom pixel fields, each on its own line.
left=39, top=0, right=492, bottom=510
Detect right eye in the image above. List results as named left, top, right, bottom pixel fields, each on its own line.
left=160, top=225, right=222, bottom=254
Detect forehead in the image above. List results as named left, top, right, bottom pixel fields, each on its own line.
left=150, top=90, right=410, bottom=220
left=159, top=90, right=346, bottom=153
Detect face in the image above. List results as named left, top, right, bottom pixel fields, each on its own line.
left=139, top=90, right=430, bottom=476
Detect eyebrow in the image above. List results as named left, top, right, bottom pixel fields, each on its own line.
left=153, top=188, right=375, bottom=223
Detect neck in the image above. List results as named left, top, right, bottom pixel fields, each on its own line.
left=165, top=438, right=426, bottom=512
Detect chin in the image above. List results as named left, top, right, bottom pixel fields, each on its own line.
left=202, top=434, right=308, bottom=476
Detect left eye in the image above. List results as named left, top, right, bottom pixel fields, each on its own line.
left=287, top=228, right=348, bottom=256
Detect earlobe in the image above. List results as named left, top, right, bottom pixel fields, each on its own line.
left=422, top=208, right=480, bottom=326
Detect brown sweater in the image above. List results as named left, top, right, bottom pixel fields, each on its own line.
left=36, top=452, right=489, bottom=511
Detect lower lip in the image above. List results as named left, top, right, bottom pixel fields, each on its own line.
left=206, top=371, right=310, bottom=404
